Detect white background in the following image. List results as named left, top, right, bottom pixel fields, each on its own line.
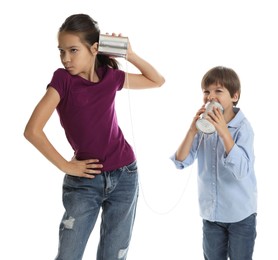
left=1, top=0, right=277, bottom=259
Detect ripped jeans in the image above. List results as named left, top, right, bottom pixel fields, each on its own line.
left=55, top=160, right=139, bottom=260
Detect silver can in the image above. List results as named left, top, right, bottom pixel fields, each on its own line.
left=98, top=34, right=128, bottom=58
left=196, top=100, right=224, bottom=134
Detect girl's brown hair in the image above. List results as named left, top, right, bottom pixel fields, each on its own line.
left=59, top=14, right=119, bottom=69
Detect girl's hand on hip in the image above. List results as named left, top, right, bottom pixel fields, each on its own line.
left=64, top=158, right=103, bottom=178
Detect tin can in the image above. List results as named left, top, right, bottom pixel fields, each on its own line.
left=196, top=101, right=224, bottom=134
left=98, top=34, right=128, bottom=58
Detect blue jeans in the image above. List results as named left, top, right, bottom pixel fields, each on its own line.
left=55, top=160, right=139, bottom=260
left=202, top=214, right=257, bottom=260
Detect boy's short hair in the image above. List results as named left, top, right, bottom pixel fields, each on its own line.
left=201, top=66, right=241, bottom=106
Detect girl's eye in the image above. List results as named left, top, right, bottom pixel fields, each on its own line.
left=71, top=48, right=78, bottom=53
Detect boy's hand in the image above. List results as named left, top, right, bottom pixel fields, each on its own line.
left=190, top=105, right=206, bottom=132
left=206, top=107, right=229, bottom=138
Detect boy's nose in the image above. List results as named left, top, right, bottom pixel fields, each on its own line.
left=207, top=94, right=215, bottom=101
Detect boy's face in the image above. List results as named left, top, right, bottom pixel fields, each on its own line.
left=202, top=83, right=239, bottom=112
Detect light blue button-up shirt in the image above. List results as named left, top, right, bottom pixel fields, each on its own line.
left=171, top=108, right=257, bottom=223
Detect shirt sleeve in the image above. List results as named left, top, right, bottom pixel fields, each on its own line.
left=170, top=133, right=202, bottom=170
left=222, top=121, right=255, bottom=180
left=118, top=70, right=125, bottom=91
left=112, top=68, right=125, bottom=91
left=47, top=68, right=70, bottom=100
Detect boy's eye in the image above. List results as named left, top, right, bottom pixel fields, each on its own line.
left=71, top=48, right=78, bottom=53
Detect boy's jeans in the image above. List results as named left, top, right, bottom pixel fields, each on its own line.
left=203, top=213, right=257, bottom=260
left=55, top=160, right=139, bottom=260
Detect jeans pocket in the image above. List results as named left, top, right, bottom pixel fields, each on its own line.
left=243, top=213, right=257, bottom=227
left=124, top=160, right=138, bottom=174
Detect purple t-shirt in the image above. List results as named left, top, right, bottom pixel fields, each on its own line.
left=48, top=67, right=135, bottom=171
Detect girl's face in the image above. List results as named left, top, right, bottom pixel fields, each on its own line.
left=58, top=32, right=97, bottom=80
left=202, top=83, right=239, bottom=113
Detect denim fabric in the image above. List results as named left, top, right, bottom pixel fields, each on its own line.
left=55, top=160, right=139, bottom=260
left=203, top=213, right=257, bottom=260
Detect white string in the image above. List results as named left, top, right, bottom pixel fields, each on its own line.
left=122, top=55, right=204, bottom=215
left=142, top=133, right=204, bottom=215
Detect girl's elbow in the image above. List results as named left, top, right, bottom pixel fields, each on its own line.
left=157, top=77, right=166, bottom=87
left=23, top=127, right=32, bottom=141
left=23, top=126, right=38, bottom=142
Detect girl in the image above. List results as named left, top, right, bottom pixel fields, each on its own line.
left=24, top=13, right=165, bottom=260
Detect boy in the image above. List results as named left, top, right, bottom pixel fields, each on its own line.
left=171, top=66, right=257, bottom=260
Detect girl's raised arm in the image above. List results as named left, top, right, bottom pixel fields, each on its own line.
left=123, top=40, right=165, bottom=89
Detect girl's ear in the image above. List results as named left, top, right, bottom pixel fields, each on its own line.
left=90, top=42, right=98, bottom=55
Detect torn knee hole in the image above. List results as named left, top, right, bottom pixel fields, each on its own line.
left=62, top=216, right=75, bottom=229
